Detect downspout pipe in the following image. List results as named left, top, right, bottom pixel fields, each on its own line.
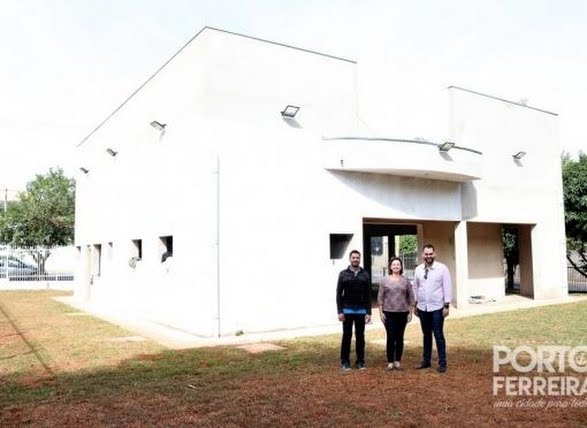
left=215, top=156, right=221, bottom=338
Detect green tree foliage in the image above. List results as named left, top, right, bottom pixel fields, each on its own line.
left=502, top=226, right=519, bottom=290
left=398, top=235, right=418, bottom=255
left=0, top=168, right=75, bottom=247
left=562, top=153, right=587, bottom=277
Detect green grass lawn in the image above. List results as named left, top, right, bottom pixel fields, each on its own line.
left=1, top=290, right=586, bottom=426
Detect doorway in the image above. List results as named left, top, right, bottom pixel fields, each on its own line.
left=362, top=222, right=418, bottom=300
left=502, top=224, right=534, bottom=298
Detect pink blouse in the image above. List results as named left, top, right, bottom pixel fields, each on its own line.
left=377, top=275, right=415, bottom=312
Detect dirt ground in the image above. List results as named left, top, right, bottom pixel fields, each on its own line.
left=2, top=348, right=586, bottom=427
left=2, top=291, right=586, bottom=426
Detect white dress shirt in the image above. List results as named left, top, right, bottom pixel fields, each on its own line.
left=413, top=261, right=452, bottom=312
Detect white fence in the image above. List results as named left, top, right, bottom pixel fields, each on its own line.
left=371, top=252, right=418, bottom=285
left=0, top=245, right=76, bottom=290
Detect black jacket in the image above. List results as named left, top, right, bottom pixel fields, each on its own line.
left=336, top=266, right=372, bottom=315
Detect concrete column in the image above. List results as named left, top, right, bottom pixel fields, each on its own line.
left=416, top=224, right=424, bottom=259
left=453, top=221, right=469, bottom=308
left=519, top=224, right=534, bottom=298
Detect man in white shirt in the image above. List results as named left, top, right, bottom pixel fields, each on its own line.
left=413, top=243, right=452, bottom=373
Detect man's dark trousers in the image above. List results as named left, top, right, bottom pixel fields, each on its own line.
left=340, top=314, right=365, bottom=365
left=418, top=308, right=446, bottom=367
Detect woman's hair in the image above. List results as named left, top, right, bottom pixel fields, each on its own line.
left=388, top=257, right=404, bottom=275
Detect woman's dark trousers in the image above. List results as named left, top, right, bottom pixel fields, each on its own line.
left=384, top=311, right=409, bottom=362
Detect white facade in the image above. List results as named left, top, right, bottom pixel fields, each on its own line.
left=74, top=27, right=568, bottom=337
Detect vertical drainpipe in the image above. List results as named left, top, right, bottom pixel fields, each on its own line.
left=215, top=156, right=221, bottom=338
left=352, top=63, right=359, bottom=134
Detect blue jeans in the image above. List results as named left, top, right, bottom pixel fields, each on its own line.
left=418, top=308, right=447, bottom=367
left=340, top=313, right=366, bottom=365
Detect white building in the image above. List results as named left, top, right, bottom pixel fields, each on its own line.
left=74, top=27, right=568, bottom=337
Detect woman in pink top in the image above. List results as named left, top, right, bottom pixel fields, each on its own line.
left=377, top=257, right=415, bottom=370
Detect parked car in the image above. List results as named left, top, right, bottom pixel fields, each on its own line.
left=0, top=256, right=39, bottom=278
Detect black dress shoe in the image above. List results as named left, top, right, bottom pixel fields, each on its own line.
left=437, top=365, right=447, bottom=373
left=416, top=363, right=431, bottom=369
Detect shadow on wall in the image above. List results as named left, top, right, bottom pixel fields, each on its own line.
left=329, top=170, right=461, bottom=217
left=282, top=117, right=303, bottom=128
left=460, top=182, right=478, bottom=219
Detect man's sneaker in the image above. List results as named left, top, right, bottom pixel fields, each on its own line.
left=356, top=362, right=366, bottom=370
left=341, top=363, right=352, bottom=372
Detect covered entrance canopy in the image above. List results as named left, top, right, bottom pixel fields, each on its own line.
left=361, top=218, right=535, bottom=308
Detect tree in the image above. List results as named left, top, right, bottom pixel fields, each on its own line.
left=0, top=168, right=75, bottom=274
left=562, top=153, right=587, bottom=277
left=0, top=168, right=75, bottom=246
left=502, top=226, right=519, bottom=290
left=398, top=234, right=418, bottom=255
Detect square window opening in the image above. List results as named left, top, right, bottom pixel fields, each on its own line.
left=160, top=235, right=173, bottom=262
left=330, top=234, right=353, bottom=259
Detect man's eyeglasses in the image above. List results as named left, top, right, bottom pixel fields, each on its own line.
left=424, top=267, right=429, bottom=280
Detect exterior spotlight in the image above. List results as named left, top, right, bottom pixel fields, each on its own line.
left=281, top=105, right=300, bottom=119
left=150, top=120, right=167, bottom=131
left=438, top=141, right=455, bottom=152
left=513, top=151, right=527, bottom=160
left=79, top=167, right=89, bottom=174
left=106, top=148, right=118, bottom=157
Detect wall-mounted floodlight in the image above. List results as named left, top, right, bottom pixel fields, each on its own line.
left=438, top=141, right=455, bottom=152
left=79, top=167, right=89, bottom=174
left=281, top=105, right=300, bottom=119
left=513, top=151, right=527, bottom=160
left=106, top=148, right=118, bottom=157
left=150, top=120, right=167, bottom=131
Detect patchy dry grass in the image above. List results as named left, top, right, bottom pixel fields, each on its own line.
left=0, top=290, right=164, bottom=382
left=1, top=290, right=586, bottom=426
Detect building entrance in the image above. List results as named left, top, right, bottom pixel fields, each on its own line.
left=362, top=222, right=418, bottom=299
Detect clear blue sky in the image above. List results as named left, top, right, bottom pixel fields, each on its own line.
left=2, top=0, right=586, bottom=190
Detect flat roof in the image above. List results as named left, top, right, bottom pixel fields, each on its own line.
left=448, top=85, right=558, bottom=116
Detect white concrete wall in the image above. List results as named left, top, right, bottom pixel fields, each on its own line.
left=450, top=88, right=568, bottom=299
left=467, top=222, right=505, bottom=301
left=74, top=28, right=361, bottom=336
left=74, top=29, right=568, bottom=337
left=322, top=138, right=483, bottom=182
left=212, top=126, right=465, bottom=334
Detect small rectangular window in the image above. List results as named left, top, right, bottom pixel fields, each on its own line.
left=107, top=242, right=113, bottom=261
left=330, top=234, right=353, bottom=259
left=132, top=239, right=142, bottom=260
left=92, top=244, right=102, bottom=276
left=159, top=236, right=173, bottom=262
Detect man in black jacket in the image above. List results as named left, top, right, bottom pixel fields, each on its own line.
left=336, top=250, right=372, bottom=371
